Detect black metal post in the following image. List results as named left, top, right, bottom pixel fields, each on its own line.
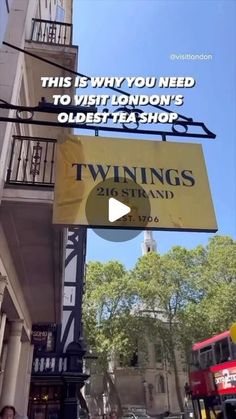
left=60, top=227, right=89, bottom=419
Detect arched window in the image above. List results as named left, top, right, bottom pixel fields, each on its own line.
left=156, top=374, right=165, bottom=393
left=154, top=343, right=163, bottom=363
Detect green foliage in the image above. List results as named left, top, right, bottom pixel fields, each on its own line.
left=202, top=236, right=236, bottom=286
left=83, top=236, right=236, bottom=373
left=83, top=260, right=142, bottom=367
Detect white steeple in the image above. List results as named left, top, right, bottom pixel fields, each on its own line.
left=141, top=230, right=157, bottom=255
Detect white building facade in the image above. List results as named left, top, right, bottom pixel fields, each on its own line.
left=0, top=0, right=77, bottom=415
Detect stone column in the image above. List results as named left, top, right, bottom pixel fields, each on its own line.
left=0, top=276, right=7, bottom=312
left=0, top=319, right=23, bottom=406
left=0, top=312, right=7, bottom=359
left=0, top=344, right=8, bottom=395
left=0, top=276, right=7, bottom=361
left=14, top=341, right=34, bottom=416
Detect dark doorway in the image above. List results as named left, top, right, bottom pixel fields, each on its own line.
left=28, top=384, right=62, bottom=419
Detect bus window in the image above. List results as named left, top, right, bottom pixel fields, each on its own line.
left=206, top=350, right=214, bottom=366
left=201, top=351, right=214, bottom=368
left=214, top=339, right=230, bottom=364
left=215, top=341, right=221, bottom=364
left=221, top=339, right=230, bottom=362
left=231, top=340, right=236, bottom=360
left=200, top=345, right=214, bottom=368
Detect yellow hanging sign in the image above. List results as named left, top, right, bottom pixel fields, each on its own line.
left=53, top=135, right=217, bottom=232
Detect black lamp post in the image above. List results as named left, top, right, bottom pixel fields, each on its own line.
left=62, top=338, right=89, bottom=418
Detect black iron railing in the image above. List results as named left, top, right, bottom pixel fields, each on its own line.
left=30, top=18, right=72, bottom=45
left=32, top=354, right=67, bottom=375
left=6, top=135, right=56, bottom=187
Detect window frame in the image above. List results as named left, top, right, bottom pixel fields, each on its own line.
left=199, top=345, right=215, bottom=368
left=156, top=374, right=165, bottom=393
left=214, top=337, right=232, bottom=364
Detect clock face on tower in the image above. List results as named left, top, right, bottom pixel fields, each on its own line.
left=63, top=286, right=75, bottom=306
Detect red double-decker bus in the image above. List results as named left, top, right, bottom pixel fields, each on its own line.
left=189, top=329, right=236, bottom=418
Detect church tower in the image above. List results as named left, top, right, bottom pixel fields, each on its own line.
left=141, top=230, right=157, bottom=255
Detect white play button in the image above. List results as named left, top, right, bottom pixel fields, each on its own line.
left=108, top=198, right=131, bottom=223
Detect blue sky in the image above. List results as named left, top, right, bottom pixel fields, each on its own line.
left=73, top=0, right=236, bottom=268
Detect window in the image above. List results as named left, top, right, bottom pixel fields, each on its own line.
left=214, top=338, right=230, bottom=364
left=129, top=351, right=138, bottom=367
left=221, top=338, right=230, bottom=362
left=231, top=341, right=236, bottom=359
left=32, top=326, right=57, bottom=354
left=215, top=341, right=221, bottom=364
left=200, top=345, right=214, bottom=368
left=119, top=351, right=138, bottom=367
left=154, top=343, right=163, bottom=363
left=156, top=374, right=165, bottom=393
left=56, top=4, right=65, bottom=22
left=0, top=0, right=11, bottom=45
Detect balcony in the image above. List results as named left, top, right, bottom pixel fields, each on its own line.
left=6, top=135, right=56, bottom=188
left=32, top=352, right=93, bottom=377
left=30, top=18, right=72, bottom=46
left=25, top=18, right=78, bottom=139
left=32, top=354, right=67, bottom=376
left=1, top=136, right=63, bottom=325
